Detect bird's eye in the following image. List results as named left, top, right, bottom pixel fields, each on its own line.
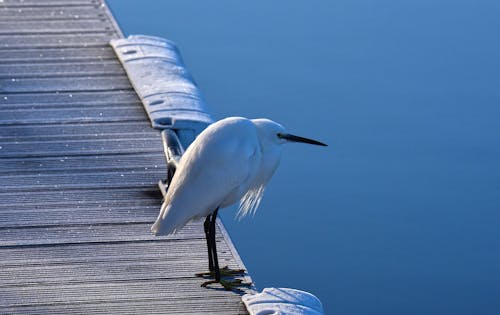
left=277, top=133, right=284, bottom=139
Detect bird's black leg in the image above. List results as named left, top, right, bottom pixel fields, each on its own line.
left=209, top=208, right=220, bottom=281
left=195, top=210, right=217, bottom=278
left=197, top=208, right=220, bottom=279
left=204, top=215, right=214, bottom=272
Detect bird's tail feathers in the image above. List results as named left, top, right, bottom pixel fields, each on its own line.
left=151, top=202, right=186, bottom=236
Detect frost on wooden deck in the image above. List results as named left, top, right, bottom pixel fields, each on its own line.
left=0, top=0, right=249, bottom=313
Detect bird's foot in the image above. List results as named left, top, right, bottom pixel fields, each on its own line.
left=197, top=266, right=251, bottom=291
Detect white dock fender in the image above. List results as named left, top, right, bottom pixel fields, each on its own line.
left=243, top=287, right=325, bottom=315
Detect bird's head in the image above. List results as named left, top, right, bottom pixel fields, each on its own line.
left=251, top=118, right=327, bottom=147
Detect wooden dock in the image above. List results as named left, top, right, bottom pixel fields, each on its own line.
left=0, top=0, right=250, bottom=313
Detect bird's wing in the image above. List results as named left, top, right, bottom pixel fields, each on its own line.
left=151, top=118, right=261, bottom=235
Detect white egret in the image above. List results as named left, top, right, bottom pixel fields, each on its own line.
left=151, top=117, right=327, bottom=289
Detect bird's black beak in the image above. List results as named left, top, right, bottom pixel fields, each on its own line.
left=278, top=133, right=327, bottom=146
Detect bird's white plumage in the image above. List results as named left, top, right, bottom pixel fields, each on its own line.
left=151, top=117, right=285, bottom=236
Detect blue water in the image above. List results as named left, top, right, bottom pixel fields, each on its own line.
left=108, top=1, right=500, bottom=313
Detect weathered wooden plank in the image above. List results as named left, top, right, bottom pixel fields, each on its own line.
left=0, top=7, right=105, bottom=20
left=0, top=76, right=132, bottom=93
left=0, top=205, right=157, bottom=227
left=0, top=188, right=161, bottom=208
left=0, top=61, right=124, bottom=78
left=0, top=47, right=116, bottom=63
left=0, top=138, right=161, bottom=158
left=0, top=19, right=110, bottom=34
left=0, top=153, right=165, bottom=173
left=0, top=130, right=154, bottom=142
left=0, top=238, right=226, bottom=266
left=0, top=106, right=147, bottom=124
left=0, top=90, right=138, bottom=106
left=0, top=170, right=162, bottom=192
left=2, top=302, right=247, bottom=315
left=0, top=101, right=142, bottom=111
left=0, top=278, right=246, bottom=309
left=0, top=34, right=116, bottom=49
left=0, top=222, right=214, bottom=246
left=0, top=123, right=154, bottom=141
left=0, top=0, right=98, bottom=6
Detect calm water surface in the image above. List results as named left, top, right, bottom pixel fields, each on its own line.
left=108, top=1, right=500, bottom=313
